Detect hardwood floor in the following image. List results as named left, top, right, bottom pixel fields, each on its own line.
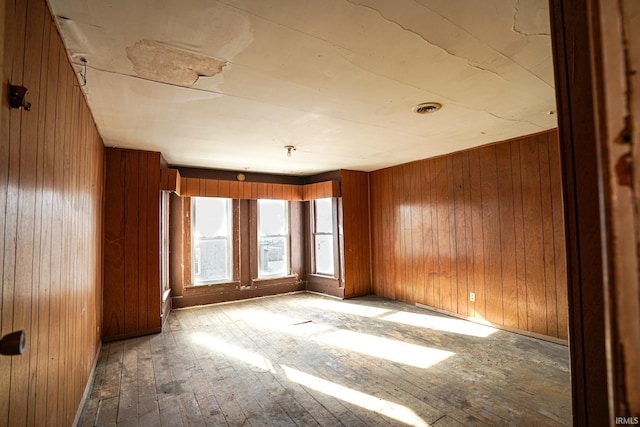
left=79, top=292, right=571, bottom=426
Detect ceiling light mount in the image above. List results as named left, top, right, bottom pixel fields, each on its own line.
left=413, top=102, right=442, bottom=114
left=285, top=145, right=296, bottom=157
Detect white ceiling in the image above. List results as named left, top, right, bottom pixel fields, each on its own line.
left=49, top=0, right=556, bottom=175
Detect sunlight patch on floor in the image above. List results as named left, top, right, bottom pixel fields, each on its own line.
left=282, top=365, right=430, bottom=427
left=381, top=311, right=496, bottom=338
left=301, top=298, right=392, bottom=317
left=227, top=308, right=304, bottom=327
left=315, top=329, right=454, bottom=369
left=224, top=305, right=455, bottom=369
left=191, top=332, right=277, bottom=373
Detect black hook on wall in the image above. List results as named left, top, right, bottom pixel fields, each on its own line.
left=8, top=84, right=31, bottom=111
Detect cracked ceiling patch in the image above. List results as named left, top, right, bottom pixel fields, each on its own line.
left=126, top=40, right=227, bottom=87
left=344, top=0, right=506, bottom=81
left=512, top=0, right=550, bottom=36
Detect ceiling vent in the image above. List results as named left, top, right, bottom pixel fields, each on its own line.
left=413, top=102, right=442, bottom=114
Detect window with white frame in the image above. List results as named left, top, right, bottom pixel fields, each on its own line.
left=191, top=197, right=232, bottom=284
left=312, top=198, right=336, bottom=276
left=257, top=199, right=290, bottom=277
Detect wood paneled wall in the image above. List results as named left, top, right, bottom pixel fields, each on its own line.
left=341, top=170, right=371, bottom=298
left=301, top=181, right=341, bottom=200
left=103, top=148, right=162, bottom=341
left=370, top=130, right=568, bottom=340
left=0, top=1, right=105, bottom=425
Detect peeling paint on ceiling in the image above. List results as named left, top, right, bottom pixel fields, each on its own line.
left=49, top=0, right=557, bottom=175
left=126, top=40, right=227, bottom=87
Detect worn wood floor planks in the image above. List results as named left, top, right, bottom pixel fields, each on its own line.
left=79, top=292, right=571, bottom=426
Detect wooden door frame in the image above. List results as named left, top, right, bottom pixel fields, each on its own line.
left=550, top=0, right=640, bottom=424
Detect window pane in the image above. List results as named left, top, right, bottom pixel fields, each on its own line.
left=259, top=236, right=287, bottom=276
left=194, top=239, right=228, bottom=282
left=315, top=198, right=333, bottom=233
left=192, top=197, right=232, bottom=284
left=194, top=197, right=228, bottom=238
left=258, top=199, right=286, bottom=236
left=315, top=235, right=334, bottom=276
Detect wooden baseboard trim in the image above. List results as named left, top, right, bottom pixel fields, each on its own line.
left=415, top=303, right=568, bottom=346
left=102, top=327, right=162, bottom=343
left=72, top=341, right=102, bottom=427
left=305, top=290, right=344, bottom=300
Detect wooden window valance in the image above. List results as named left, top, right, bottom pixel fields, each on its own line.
left=161, top=168, right=340, bottom=201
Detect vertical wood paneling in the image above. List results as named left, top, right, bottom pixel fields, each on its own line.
left=385, top=169, right=395, bottom=300
left=538, top=133, right=559, bottom=337
left=104, top=150, right=125, bottom=337
left=511, top=141, right=528, bottom=331
left=445, top=157, right=457, bottom=313
left=369, top=171, right=384, bottom=296
left=219, top=179, right=230, bottom=198
left=521, top=137, right=547, bottom=335
left=34, top=17, right=56, bottom=425
left=27, top=4, right=49, bottom=423
left=435, top=157, right=453, bottom=312
left=468, top=150, right=486, bottom=319
left=496, top=143, right=518, bottom=329
left=410, top=162, right=425, bottom=306
left=11, top=0, right=43, bottom=422
left=103, top=148, right=162, bottom=342
left=549, top=136, right=568, bottom=340
left=369, top=130, right=567, bottom=339
left=1, top=0, right=27, bottom=422
left=146, top=153, right=161, bottom=332
left=423, top=160, right=435, bottom=307
left=0, top=1, right=105, bottom=425
left=452, top=153, right=468, bottom=316
left=461, top=152, right=474, bottom=316
left=138, top=154, right=149, bottom=331
left=172, top=177, right=338, bottom=200
left=371, top=168, right=394, bottom=299
left=341, top=170, right=371, bottom=298
left=401, top=164, right=412, bottom=303
left=392, top=165, right=405, bottom=301
left=479, top=146, right=503, bottom=325
left=205, top=178, right=218, bottom=197
left=228, top=180, right=239, bottom=199
left=124, top=151, right=140, bottom=334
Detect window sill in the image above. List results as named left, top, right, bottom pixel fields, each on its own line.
left=186, top=280, right=240, bottom=289
left=307, top=273, right=338, bottom=280
left=253, top=274, right=297, bottom=283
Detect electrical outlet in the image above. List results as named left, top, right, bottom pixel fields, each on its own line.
left=470, top=292, right=476, bottom=302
